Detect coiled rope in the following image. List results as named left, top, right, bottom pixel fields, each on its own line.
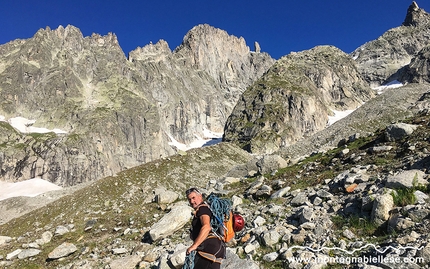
left=206, top=193, right=232, bottom=233
left=183, top=250, right=196, bottom=269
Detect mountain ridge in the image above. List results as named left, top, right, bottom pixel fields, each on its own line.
left=1, top=2, right=430, bottom=268
left=0, top=23, right=274, bottom=186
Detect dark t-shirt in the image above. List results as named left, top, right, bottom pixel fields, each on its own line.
left=191, top=205, right=212, bottom=240
left=190, top=203, right=225, bottom=261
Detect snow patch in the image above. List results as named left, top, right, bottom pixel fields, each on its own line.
left=0, top=116, right=67, bottom=134
left=327, top=109, right=355, bottom=126
left=372, top=80, right=404, bottom=94
left=0, top=178, right=62, bottom=201
left=168, top=128, right=223, bottom=151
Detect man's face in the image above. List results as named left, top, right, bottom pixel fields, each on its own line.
left=187, top=191, right=203, bottom=209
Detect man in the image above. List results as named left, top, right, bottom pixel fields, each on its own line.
left=185, top=188, right=225, bottom=269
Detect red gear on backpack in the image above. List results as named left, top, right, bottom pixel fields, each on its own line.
left=232, top=214, right=245, bottom=232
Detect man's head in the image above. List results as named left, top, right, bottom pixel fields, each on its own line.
left=186, top=188, right=203, bottom=209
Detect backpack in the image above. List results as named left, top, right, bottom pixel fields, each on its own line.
left=200, top=193, right=245, bottom=243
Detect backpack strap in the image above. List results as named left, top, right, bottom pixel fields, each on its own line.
left=197, top=251, right=224, bottom=264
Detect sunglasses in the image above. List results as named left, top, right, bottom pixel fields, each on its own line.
left=185, top=187, right=200, bottom=196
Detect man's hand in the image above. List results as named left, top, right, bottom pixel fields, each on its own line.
left=186, top=245, right=197, bottom=255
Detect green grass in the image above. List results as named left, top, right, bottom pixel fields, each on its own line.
left=391, top=188, right=417, bottom=207
left=331, top=215, right=381, bottom=239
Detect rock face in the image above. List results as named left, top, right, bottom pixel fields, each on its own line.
left=351, top=2, right=430, bottom=87
left=223, top=46, right=374, bottom=154
left=403, top=1, right=430, bottom=27
left=279, top=83, right=430, bottom=160
left=0, top=24, right=274, bottom=185
left=399, top=45, right=430, bottom=83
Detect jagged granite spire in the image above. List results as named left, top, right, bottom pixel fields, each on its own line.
left=402, top=1, right=430, bottom=26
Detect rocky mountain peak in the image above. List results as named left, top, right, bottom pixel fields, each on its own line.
left=351, top=1, right=430, bottom=86
left=403, top=1, right=430, bottom=27
left=174, top=24, right=252, bottom=75
left=128, top=40, right=172, bottom=62
left=0, top=23, right=273, bottom=185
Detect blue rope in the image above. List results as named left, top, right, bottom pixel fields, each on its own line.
left=206, top=194, right=232, bottom=233
left=183, top=250, right=196, bottom=269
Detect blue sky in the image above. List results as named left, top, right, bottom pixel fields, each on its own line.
left=1, top=1, right=428, bottom=59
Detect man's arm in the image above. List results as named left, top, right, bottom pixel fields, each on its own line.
left=187, top=214, right=211, bottom=254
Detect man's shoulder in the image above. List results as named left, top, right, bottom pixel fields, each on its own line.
left=196, top=203, right=211, bottom=216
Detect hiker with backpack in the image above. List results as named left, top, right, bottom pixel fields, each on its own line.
left=183, top=187, right=245, bottom=269
left=184, top=187, right=225, bottom=269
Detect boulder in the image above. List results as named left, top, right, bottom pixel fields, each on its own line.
left=149, top=203, right=192, bottom=241
left=109, top=255, right=142, bottom=269
left=256, top=155, right=289, bottom=175
left=48, top=242, right=77, bottom=260
left=371, top=193, right=394, bottom=226
left=384, top=123, right=418, bottom=142
left=385, top=169, right=428, bottom=189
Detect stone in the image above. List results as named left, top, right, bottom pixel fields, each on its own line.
left=368, top=145, right=393, bottom=153
left=112, top=248, right=128, bottom=255
left=262, top=252, right=278, bottom=262
left=371, top=193, right=394, bottom=226
left=48, top=242, right=78, bottom=260
left=0, top=236, right=12, bottom=246
left=169, top=244, right=187, bottom=268
left=109, top=255, right=142, bottom=269
left=385, top=169, right=428, bottom=189
left=342, top=229, right=356, bottom=240
left=143, top=251, right=159, bottom=262
left=222, top=248, right=259, bottom=269
left=414, top=190, right=429, bottom=204
left=316, top=189, right=333, bottom=198
left=255, top=185, right=272, bottom=198
left=149, top=203, right=192, bottom=241
left=270, top=186, right=291, bottom=199
left=18, top=249, right=41, bottom=259
left=253, top=216, right=266, bottom=227
left=256, top=155, right=289, bottom=175
left=54, top=225, right=70, bottom=235
left=6, top=249, right=22, bottom=260
left=384, top=123, right=418, bottom=141
left=299, top=207, right=314, bottom=224
left=154, top=188, right=179, bottom=204
left=262, top=230, right=281, bottom=247
left=290, top=192, right=308, bottom=206
left=39, top=231, right=53, bottom=245
left=417, top=243, right=430, bottom=265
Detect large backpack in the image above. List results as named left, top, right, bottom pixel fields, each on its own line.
left=199, top=193, right=245, bottom=243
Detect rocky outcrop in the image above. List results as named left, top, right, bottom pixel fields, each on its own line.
left=279, top=83, right=430, bottom=160
left=0, top=24, right=274, bottom=185
left=403, top=1, right=430, bottom=27
left=351, top=2, right=430, bottom=87
left=223, top=46, right=374, bottom=154
left=399, top=45, right=430, bottom=84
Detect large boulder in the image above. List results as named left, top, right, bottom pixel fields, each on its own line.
left=384, top=123, right=418, bottom=142
left=371, top=193, right=394, bottom=226
left=385, top=169, right=428, bottom=189
left=149, top=203, right=192, bottom=241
